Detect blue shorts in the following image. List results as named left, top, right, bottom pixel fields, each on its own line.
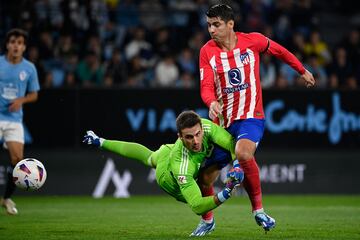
left=203, top=118, right=265, bottom=169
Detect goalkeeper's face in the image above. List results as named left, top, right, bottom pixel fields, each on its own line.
left=178, top=123, right=204, bottom=152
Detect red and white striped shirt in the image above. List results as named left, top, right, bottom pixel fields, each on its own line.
left=200, top=32, right=305, bottom=127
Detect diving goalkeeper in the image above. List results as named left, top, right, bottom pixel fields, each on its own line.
left=83, top=110, right=243, bottom=236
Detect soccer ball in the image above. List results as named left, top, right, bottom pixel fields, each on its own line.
left=13, top=158, right=47, bottom=191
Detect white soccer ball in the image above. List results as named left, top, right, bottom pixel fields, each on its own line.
left=13, top=158, right=47, bottom=191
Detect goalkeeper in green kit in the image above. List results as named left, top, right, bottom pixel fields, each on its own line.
left=83, top=110, right=244, bottom=236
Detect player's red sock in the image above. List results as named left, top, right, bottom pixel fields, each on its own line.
left=201, top=185, right=214, bottom=222
left=241, top=158, right=263, bottom=212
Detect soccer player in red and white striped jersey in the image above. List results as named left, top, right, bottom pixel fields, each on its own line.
left=199, top=4, right=315, bottom=231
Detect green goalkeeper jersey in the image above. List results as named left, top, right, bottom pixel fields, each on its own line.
left=154, top=118, right=235, bottom=215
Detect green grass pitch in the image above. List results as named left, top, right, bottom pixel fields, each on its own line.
left=0, top=195, right=359, bottom=240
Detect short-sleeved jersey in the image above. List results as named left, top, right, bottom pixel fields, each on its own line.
left=200, top=32, right=305, bottom=128
left=0, top=56, right=40, bottom=122
left=155, top=118, right=235, bottom=214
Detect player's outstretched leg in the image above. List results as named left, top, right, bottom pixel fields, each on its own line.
left=254, top=210, right=276, bottom=232
left=83, top=130, right=155, bottom=167
left=190, top=218, right=215, bottom=237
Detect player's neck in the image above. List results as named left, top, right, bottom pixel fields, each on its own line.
left=6, top=54, right=23, bottom=64
left=218, top=32, right=237, bottom=51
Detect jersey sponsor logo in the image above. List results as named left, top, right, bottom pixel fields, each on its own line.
left=222, top=83, right=249, bottom=94
left=1, top=83, right=18, bottom=100
left=19, top=71, right=27, bottom=81
left=223, top=67, right=249, bottom=94
left=228, top=68, right=242, bottom=86
left=178, top=175, right=187, bottom=184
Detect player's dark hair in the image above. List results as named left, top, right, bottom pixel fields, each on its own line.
left=206, top=4, right=234, bottom=22
left=176, top=110, right=202, bottom=134
left=5, top=28, right=28, bottom=46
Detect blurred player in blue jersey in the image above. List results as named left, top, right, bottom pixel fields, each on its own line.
left=0, top=28, right=40, bottom=215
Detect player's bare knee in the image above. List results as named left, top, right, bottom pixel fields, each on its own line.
left=236, top=151, right=254, bottom=162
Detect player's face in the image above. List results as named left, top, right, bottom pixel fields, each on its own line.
left=6, top=36, right=26, bottom=60
left=207, top=17, right=233, bottom=43
left=179, top=123, right=204, bottom=152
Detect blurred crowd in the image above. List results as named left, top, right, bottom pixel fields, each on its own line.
left=1, top=0, right=360, bottom=90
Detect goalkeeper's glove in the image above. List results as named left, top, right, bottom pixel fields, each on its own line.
left=226, top=160, right=244, bottom=188
left=83, top=130, right=104, bottom=147
left=217, top=166, right=244, bottom=203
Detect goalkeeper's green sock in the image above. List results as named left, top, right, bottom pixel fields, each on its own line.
left=101, top=140, right=154, bottom=167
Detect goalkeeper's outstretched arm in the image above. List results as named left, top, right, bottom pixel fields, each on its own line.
left=180, top=168, right=244, bottom=215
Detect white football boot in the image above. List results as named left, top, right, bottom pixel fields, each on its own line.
left=1, top=198, right=18, bottom=215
